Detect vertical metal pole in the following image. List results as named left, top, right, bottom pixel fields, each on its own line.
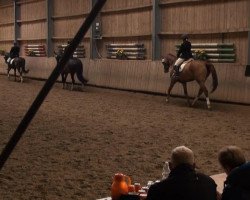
left=90, top=0, right=98, bottom=59
left=46, top=0, right=53, bottom=57
left=14, top=0, right=20, bottom=45
left=152, top=0, right=161, bottom=60
left=245, top=1, right=250, bottom=76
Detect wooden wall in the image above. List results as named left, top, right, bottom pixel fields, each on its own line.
left=17, top=0, right=46, bottom=54
left=160, top=0, right=249, bottom=65
left=0, top=1, right=14, bottom=52
left=0, top=0, right=249, bottom=104
left=52, top=0, right=90, bottom=55
left=100, top=0, right=152, bottom=59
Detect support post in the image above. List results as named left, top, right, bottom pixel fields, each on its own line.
left=90, top=0, right=98, bottom=59
left=246, top=0, right=250, bottom=76
left=14, top=0, right=20, bottom=45
left=152, top=0, right=161, bottom=60
left=46, top=0, right=53, bottom=57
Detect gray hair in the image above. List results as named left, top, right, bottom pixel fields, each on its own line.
left=171, top=146, right=194, bottom=167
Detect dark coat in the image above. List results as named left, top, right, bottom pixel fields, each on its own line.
left=10, top=45, right=20, bottom=58
left=177, top=40, right=193, bottom=60
left=146, top=164, right=217, bottom=200
left=221, top=162, right=250, bottom=200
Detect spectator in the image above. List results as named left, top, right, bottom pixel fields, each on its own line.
left=8, top=41, right=20, bottom=64
left=146, top=146, right=217, bottom=200
left=218, top=146, right=250, bottom=200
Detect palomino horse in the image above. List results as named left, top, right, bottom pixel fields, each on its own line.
left=4, top=53, right=29, bottom=83
left=161, top=53, right=218, bottom=109
left=54, top=51, right=88, bottom=90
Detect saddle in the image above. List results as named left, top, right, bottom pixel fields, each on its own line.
left=179, top=58, right=194, bottom=72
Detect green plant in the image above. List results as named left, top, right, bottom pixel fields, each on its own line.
left=0, top=49, right=5, bottom=56
left=28, top=50, right=36, bottom=56
left=116, top=49, right=127, bottom=60
left=194, top=49, right=207, bottom=61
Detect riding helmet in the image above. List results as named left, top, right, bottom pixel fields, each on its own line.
left=181, top=34, right=189, bottom=40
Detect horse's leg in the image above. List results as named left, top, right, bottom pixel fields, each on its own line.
left=61, top=73, right=65, bottom=89
left=20, top=72, right=23, bottom=83
left=70, top=73, right=75, bottom=91
left=192, top=88, right=203, bottom=106
left=7, top=67, right=10, bottom=79
left=198, top=82, right=211, bottom=109
left=14, top=68, right=16, bottom=82
left=166, top=80, right=176, bottom=103
left=182, top=82, right=191, bottom=106
left=18, top=68, right=23, bottom=83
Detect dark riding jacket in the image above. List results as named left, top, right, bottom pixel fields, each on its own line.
left=146, top=164, right=217, bottom=200
left=177, top=40, right=193, bottom=60
left=221, top=162, right=250, bottom=200
left=10, top=45, right=20, bottom=58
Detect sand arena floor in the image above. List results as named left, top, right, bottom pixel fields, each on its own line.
left=0, top=75, right=249, bottom=199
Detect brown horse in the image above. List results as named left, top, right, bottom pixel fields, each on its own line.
left=4, top=53, right=29, bottom=83
left=161, top=53, right=218, bottom=109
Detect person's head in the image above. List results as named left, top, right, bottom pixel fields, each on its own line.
left=218, top=146, right=246, bottom=175
left=169, top=146, right=195, bottom=170
left=181, top=34, right=189, bottom=41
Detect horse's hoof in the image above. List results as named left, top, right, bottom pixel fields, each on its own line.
left=207, top=105, right=211, bottom=109
left=166, top=98, right=169, bottom=103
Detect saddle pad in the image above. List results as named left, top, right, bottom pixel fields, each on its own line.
left=180, top=58, right=194, bottom=72
left=10, top=58, right=15, bottom=65
left=8, top=58, right=15, bottom=65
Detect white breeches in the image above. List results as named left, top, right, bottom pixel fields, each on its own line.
left=174, top=58, right=185, bottom=66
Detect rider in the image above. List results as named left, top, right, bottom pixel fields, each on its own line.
left=67, top=40, right=74, bottom=59
left=8, top=41, right=20, bottom=64
left=174, top=34, right=193, bottom=77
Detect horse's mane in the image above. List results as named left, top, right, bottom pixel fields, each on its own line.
left=168, top=53, right=176, bottom=59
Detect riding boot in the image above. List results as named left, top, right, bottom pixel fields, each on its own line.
left=174, top=65, right=180, bottom=77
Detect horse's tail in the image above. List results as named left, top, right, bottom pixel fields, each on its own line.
left=76, top=63, right=88, bottom=85
left=21, top=58, right=29, bottom=74
left=206, top=62, right=218, bottom=93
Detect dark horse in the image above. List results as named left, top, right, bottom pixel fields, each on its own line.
left=161, top=53, right=218, bottom=109
left=54, top=51, right=88, bottom=90
left=4, top=53, right=29, bottom=83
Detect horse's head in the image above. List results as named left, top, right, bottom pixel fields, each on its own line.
left=54, top=50, right=63, bottom=62
left=3, top=53, right=10, bottom=63
left=161, top=57, right=171, bottom=73
left=161, top=54, right=176, bottom=73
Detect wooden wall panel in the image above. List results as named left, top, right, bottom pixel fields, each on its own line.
left=20, top=22, right=46, bottom=39
left=161, top=0, right=248, bottom=33
left=53, top=18, right=90, bottom=38
left=0, top=25, right=14, bottom=40
left=103, top=0, right=152, bottom=10
left=0, top=57, right=249, bottom=104
left=0, top=3, right=13, bottom=23
left=53, top=0, right=90, bottom=16
left=0, top=2, right=13, bottom=51
left=19, top=0, right=45, bottom=20
left=101, top=10, right=152, bottom=37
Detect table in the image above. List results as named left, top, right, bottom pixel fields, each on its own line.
left=210, top=173, right=227, bottom=194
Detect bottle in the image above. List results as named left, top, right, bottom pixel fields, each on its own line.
left=162, top=161, right=170, bottom=179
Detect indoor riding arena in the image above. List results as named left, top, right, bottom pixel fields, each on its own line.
left=0, top=0, right=249, bottom=200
